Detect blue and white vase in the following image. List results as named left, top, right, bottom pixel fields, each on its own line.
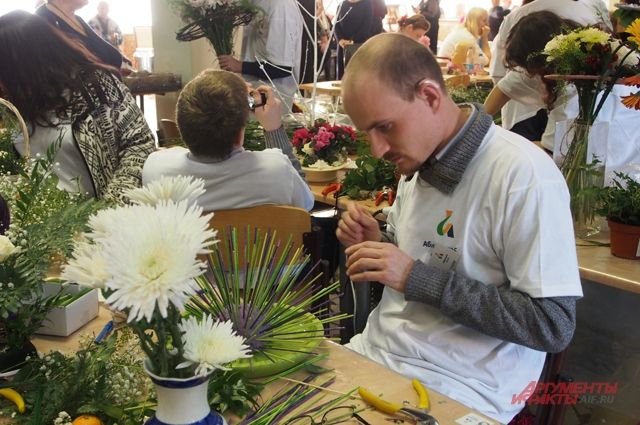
left=144, top=361, right=226, bottom=425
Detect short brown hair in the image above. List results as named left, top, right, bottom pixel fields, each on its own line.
left=343, top=33, right=445, bottom=101
left=176, top=69, right=249, bottom=159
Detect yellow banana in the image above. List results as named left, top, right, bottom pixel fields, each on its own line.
left=0, top=387, right=26, bottom=413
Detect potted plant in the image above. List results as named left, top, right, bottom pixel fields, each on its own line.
left=596, top=171, right=640, bottom=259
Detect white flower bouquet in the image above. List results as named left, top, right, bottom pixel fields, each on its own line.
left=170, top=0, right=261, bottom=56
left=62, top=176, right=251, bottom=378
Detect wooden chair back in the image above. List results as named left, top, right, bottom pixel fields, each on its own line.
left=159, top=119, right=181, bottom=146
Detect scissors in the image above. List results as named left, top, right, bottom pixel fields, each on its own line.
left=359, top=379, right=439, bottom=425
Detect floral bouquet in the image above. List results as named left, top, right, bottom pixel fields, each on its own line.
left=292, top=119, right=356, bottom=168
left=61, top=176, right=251, bottom=380
left=542, top=25, right=640, bottom=235
left=170, top=0, right=261, bottom=56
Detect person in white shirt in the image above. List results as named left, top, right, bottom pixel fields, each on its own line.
left=487, top=0, right=611, bottom=137
left=338, top=33, right=582, bottom=423
left=438, top=7, right=491, bottom=66
left=218, top=0, right=303, bottom=112
left=142, top=70, right=314, bottom=212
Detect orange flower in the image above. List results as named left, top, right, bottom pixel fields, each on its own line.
left=621, top=92, right=640, bottom=110
left=622, top=75, right=640, bottom=87
left=626, top=18, right=640, bottom=46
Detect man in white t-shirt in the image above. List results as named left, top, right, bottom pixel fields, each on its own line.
left=218, top=0, right=302, bottom=112
left=338, top=33, right=582, bottom=423
left=142, top=70, right=314, bottom=212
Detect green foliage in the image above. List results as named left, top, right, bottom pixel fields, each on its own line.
left=1, top=330, right=154, bottom=425
left=243, top=120, right=266, bottom=152
left=596, top=172, right=640, bottom=226
left=0, top=111, right=24, bottom=175
left=448, top=84, right=492, bottom=105
left=0, top=139, right=102, bottom=349
left=339, top=144, right=396, bottom=200
left=208, top=370, right=263, bottom=417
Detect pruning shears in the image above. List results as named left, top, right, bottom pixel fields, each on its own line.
left=358, top=379, right=438, bottom=425
left=321, top=182, right=343, bottom=197
left=374, top=186, right=395, bottom=206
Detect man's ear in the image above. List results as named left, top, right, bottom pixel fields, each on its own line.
left=235, top=128, right=245, bottom=148
left=415, top=79, right=442, bottom=111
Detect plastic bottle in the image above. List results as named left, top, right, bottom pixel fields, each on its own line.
left=465, top=48, right=474, bottom=75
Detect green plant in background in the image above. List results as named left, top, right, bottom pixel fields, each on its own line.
left=243, top=120, right=266, bottom=152
left=339, top=143, right=397, bottom=200
left=448, top=84, right=492, bottom=105
left=0, top=140, right=100, bottom=351
left=596, top=172, right=640, bottom=226
left=0, top=108, right=24, bottom=176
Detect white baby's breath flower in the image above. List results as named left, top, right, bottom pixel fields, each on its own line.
left=100, top=201, right=216, bottom=322
left=177, top=316, right=251, bottom=377
left=0, top=235, right=18, bottom=262
left=125, top=176, right=206, bottom=207
left=61, top=241, right=109, bottom=288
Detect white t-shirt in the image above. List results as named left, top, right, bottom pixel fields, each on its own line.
left=241, top=0, right=302, bottom=111
left=14, top=121, right=95, bottom=197
left=142, top=146, right=314, bottom=211
left=438, top=26, right=487, bottom=66
left=349, top=125, right=582, bottom=424
left=489, top=0, right=611, bottom=128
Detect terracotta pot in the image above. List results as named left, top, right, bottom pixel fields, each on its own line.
left=607, top=220, right=640, bottom=260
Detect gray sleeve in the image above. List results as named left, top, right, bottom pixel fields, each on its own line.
left=264, top=126, right=304, bottom=177
left=404, top=260, right=578, bottom=353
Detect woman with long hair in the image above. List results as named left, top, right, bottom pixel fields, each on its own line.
left=438, top=7, right=491, bottom=65
left=0, top=10, right=155, bottom=203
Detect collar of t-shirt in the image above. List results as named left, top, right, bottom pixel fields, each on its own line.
left=188, top=147, right=245, bottom=163
left=415, top=103, right=493, bottom=194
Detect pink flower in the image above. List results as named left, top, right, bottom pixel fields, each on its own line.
left=313, top=127, right=334, bottom=151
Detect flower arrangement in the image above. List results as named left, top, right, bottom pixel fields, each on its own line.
left=541, top=25, right=640, bottom=235
left=0, top=141, right=99, bottom=354
left=292, top=119, right=356, bottom=168
left=61, top=176, right=251, bottom=380
left=170, top=0, right=261, bottom=56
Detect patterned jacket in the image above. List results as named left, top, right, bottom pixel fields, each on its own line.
left=67, top=69, right=155, bottom=203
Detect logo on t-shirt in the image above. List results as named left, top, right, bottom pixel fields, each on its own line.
left=436, top=209, right=455, bottom=238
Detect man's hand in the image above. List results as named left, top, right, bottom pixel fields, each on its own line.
left=252, top=85, right=282, bottom=131
left=218, top=55, right=242, bottom=73
left=336, top=202, right=381, bottom=247
left=345, top=241, right=415, bottom=292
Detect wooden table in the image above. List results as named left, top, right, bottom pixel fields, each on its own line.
left=31, top=308, right=495, bottom=425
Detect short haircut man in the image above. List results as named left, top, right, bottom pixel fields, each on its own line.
left=176, top=70, right=249, bottom=160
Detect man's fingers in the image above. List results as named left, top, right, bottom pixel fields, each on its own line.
left=345, top=247, right=384, bottom=268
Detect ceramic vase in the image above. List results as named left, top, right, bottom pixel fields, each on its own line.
left=144, top=362, right=226, bottom=425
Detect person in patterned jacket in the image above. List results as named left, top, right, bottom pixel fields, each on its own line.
left=0, top=10, right=155, bottom=204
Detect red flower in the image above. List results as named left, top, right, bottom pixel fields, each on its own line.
left=292, top=128, right=310, bottom=147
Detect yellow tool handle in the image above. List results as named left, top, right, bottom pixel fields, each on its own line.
left=0, top=388, right=26, bottom=413
left=358, top=386, right=403, bottom=415
left=412, top=379, right=430, bottom=410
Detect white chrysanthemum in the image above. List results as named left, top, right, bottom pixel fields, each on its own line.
left=188, top=0, right=207, bottom=8
left=61, top=241, right=109, bottom=289
left=126, top=176, right=206, bottom=207
left=100, top=201, right=216, bottom=322
left=576, top=27, right=610, bottom=45
left=177, top=316, right=251, bottom=377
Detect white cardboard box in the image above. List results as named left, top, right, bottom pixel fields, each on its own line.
left=35, top=283, right=99, bottom=337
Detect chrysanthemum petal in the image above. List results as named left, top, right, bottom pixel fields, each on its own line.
left=621, top=93, right=640, bottom=110
left=126, top=175, right=206, bottom=206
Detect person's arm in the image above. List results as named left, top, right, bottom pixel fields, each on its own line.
left=252, top=85, right=304, bottom=176
left=102, top=77, right=156, bottom=203
left=483, top=85, right=510, bottom=116
left=404, top=262, right=577, bottom=353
